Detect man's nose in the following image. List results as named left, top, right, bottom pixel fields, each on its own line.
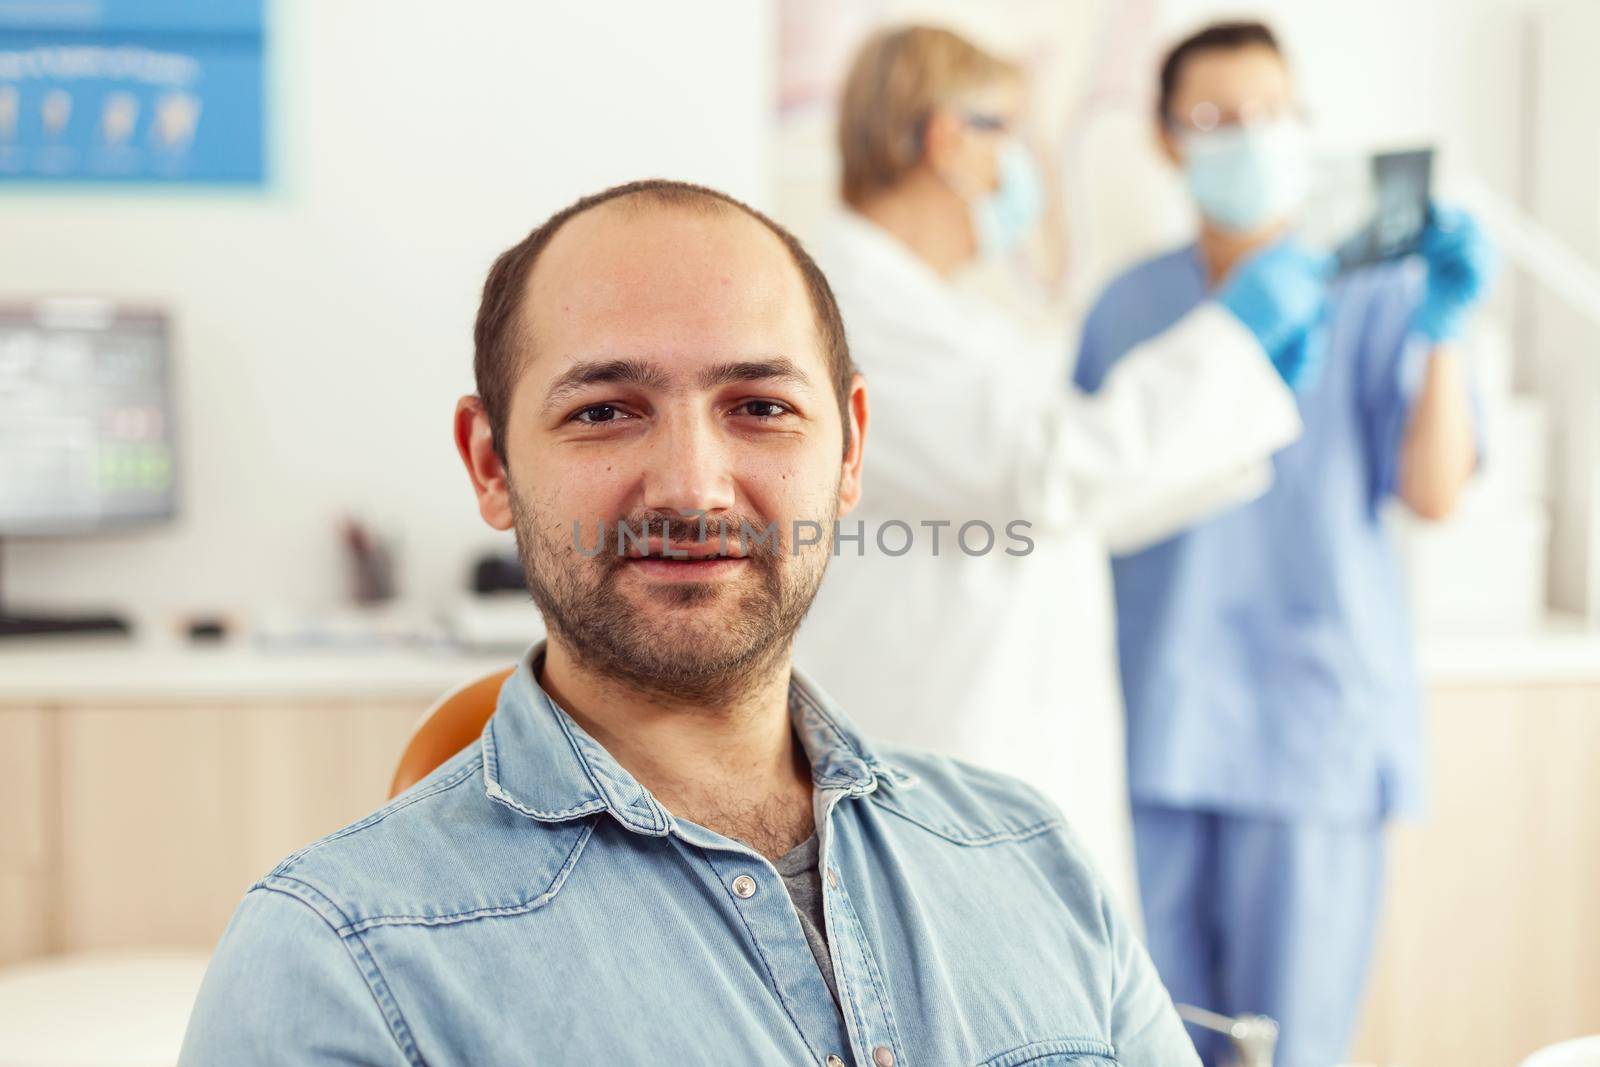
left=640, top=411, right=736, bottom=516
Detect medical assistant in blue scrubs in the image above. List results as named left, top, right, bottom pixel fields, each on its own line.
left=1072, top=20, right=1492, bottom=1067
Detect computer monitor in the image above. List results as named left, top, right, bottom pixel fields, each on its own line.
left=0, top=301, right=178, bottom=636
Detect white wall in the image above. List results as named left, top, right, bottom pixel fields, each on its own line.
left=1530, top=0, right=1600, bottom=616
left=4, top=0, right=773, bottom=618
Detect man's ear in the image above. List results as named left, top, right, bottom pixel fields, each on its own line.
left=454, top=395, right=514, bottom=531
left=836, top=373, right=868, bottom=517
left=1155, top=118, right=1182, bottom=168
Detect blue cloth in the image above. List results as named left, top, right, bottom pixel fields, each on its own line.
left=1075, top=244, right=1440, bottom=820
left=180, top=642, right=1199, bottom=1066
left=1132, top=805, right=1385, bottom=1067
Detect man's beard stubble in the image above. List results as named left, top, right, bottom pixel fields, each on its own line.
left=508, top=486, right=835, bottom=705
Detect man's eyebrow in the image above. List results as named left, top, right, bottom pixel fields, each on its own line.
left=542, top=358, right=671, bottom=412
left=543, top=356, right=815, bottom=414
left=697, top=357, right=812, bottom=391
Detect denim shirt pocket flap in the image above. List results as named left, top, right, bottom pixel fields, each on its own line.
left=272, top=815, right=597, bottom=936
left=977, top=1037, right=1118, bottom=1066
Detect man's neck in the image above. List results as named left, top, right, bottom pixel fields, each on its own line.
left=1197, top=218, right=1289, bottom=287
left=537, top=638, right=815, bottom=859
left=855, top=173, right=975, bottom=279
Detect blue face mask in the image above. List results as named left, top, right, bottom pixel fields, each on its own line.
left=1182, top=121, right=1309, bottom=233
left=967, top=140, right=1045, bottom=258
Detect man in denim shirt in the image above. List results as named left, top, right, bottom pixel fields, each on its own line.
left=180, top=180, right=1199, bottom=1066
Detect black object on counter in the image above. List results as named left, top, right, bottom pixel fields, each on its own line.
left=472, top=553, right=525, bottom=594
left=186, top=617, right=230, bottom=642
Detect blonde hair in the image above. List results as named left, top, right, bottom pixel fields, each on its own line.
left=837, top=25, right=1021, bottom=209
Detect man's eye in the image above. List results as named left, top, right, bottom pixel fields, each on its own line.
left=736, top=399, right=790, bottom=419
left=572, top=404, right=630, bottom=425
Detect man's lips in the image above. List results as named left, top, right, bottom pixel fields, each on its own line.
left=622, top=538, right=748, bottom=561
left=614, top=537, right=751, bottom=583
left=623, top=554, right=749, bottom=582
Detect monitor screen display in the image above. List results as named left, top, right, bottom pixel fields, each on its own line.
left=0, top=303, right=177, bottom=536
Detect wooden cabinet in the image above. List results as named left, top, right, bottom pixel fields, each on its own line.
left=2, top=701, right=423, bottom=961
left=0, top=707, right=55, bottom=962
left=1352, top=683, right=1600, bottom=1066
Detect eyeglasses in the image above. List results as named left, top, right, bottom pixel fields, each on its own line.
left=904, top=109, right=1010, bottom=156
left=1166, top=100, right=1310, bottom=134
left=960, top=111, right=1011, bottom=134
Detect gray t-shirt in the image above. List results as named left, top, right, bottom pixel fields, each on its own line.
left=773, top=833, right=839, bottom=1007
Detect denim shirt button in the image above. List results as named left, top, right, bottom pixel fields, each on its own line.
left=872, top=1045, right=895, bottom=1067
left=825, top=1057, right=846, bottom=1067
left=827, top=867, right=840, bottom=890
left=731, top=874, right=758, bottom=899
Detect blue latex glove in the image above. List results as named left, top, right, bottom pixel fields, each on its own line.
left=1272, top=314, right=1330, bottom=394
left=1216, top=240, right=1334, bottom=390
left=1411, top=203, right=1496, bottom=343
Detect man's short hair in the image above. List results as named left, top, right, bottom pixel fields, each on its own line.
left=473, top=179, right=856, bottom=462
left=1157, top=20, right=1283, bottom=124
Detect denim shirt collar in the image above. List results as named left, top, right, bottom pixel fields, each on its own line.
left=481, top=641, right=916, bottom=837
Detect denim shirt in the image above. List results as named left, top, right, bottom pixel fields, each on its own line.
left=180, top=644, right=1198, bottom=1067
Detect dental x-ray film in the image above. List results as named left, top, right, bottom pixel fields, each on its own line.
left=1300, top=147, right=1434, bottom=275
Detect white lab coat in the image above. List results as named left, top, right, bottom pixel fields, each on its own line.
left=794, top=213, right=1302, bottom=913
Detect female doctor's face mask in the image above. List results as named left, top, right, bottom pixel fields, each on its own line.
left=939, top=111, right=1045, bottom=259
left=1181, top=119, right=1310, bottom=233
left=971, top=139, right=1045, bottom=257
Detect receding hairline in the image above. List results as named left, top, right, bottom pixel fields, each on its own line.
left=507, top=188, right=808, bottom=372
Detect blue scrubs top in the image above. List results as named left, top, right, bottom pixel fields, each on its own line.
left=1075, top=244, right=1443, bottom=821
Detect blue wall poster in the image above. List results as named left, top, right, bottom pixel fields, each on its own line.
left=0, top=0, right=265, bottom=185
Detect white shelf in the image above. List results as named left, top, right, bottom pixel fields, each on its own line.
left=0, top=635, right=519, bottom=707
left=1418, top=614, right=1600, bottom=687
left=2, top=618, right=1598, bottom=707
